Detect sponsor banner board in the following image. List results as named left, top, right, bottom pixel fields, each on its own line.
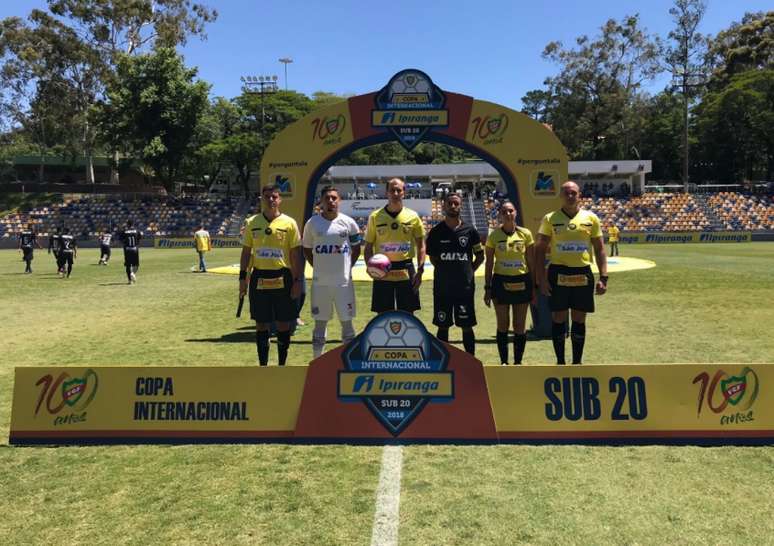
left=10, top=367, right=306, bottom=443
left=154, top=237, right=242, bottom=249
left=486, top=364, right=772, bottom=442
left=619, top=231, right=752, bottom=244
left=338, top=199, right=431, bottom=219
left=10, top=349, right=772, bottom=444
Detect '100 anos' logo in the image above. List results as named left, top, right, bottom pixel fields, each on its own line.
left=693, top=367, right=759, bottom=425
left=34, top=369, right=98, bottom=425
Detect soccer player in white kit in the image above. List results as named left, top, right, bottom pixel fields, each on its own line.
left=302, top=186, right=362, bottom=357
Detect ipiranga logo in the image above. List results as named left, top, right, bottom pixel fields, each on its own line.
left=339, top=311, right=452, bottom=435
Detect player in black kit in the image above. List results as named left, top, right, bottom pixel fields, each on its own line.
left=98, top=228, right=112, bottom=265
left=18, top=223, right=41, bottom=273
left=119, top=220, right=142, bottom=284
left=59, top=227, right=77, bottom=278
left=48, top=226, right=63, bottom=273
left=425, top=193, right=484, bottom=355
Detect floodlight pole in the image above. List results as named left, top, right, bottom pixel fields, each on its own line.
left=241, top=75, right=278, bottom=136
left=279, top=58, right=293, bottom=91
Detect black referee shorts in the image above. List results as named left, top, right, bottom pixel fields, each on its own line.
left=433, top=281, right=476, bottom=327
left=371, top=260, right=420, bottom=313
left=492, top=273, right=533, bottom=305
left=249, top=268, right=298, bottom=323
left=548, top=264, right=595, bottom=313
left=123, top=248, right=140, bottom=268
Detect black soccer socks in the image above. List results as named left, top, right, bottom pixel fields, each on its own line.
left=462, top=329, right=475, bottom=356
left=276, top=330, right=291, bottom=366
left=256, top=330, right=270, bottom=366
left=436, top=328, right=449, bottom=342
left=496, top=330, right=509, bottom=365
left=552, top=321, right=567, bottom=365
left=513, top=333, right=527, bottom=365
left=571, top=321, right=586, bottom=365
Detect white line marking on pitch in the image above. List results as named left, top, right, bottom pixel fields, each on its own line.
left=370, top=445, right=404, bottom=546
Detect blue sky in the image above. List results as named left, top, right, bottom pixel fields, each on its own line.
left=2, top=1, right=770, bottom=109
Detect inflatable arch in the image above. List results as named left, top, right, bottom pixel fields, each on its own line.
left=260, top=69, right=567, bottom=234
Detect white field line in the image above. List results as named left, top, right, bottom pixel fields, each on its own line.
left=370, top=445, right=404, bottom=546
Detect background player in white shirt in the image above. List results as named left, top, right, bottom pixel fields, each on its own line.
left=303, top=186, right=361, bottom=357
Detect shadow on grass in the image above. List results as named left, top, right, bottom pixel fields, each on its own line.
left=98, top=282, right=132, bottom=286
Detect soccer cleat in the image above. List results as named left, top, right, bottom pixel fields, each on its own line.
left=130, top=272, right=136, bottom=283
left=501, top=362, right=508, bottom=366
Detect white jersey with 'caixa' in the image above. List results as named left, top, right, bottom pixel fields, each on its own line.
left=303, top=213, right=361, bottom=287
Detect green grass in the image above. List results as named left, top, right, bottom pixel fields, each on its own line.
left=1, top=243, right=773, bottom=544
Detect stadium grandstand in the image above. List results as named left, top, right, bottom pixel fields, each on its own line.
left=1, top=160, right=772, bottom=242
left=0, top=194, right=246, bottom=239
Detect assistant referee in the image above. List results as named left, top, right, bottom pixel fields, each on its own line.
left=534, top=181, right=608, bottom=365
left=239, top=184, right=303, bottom=366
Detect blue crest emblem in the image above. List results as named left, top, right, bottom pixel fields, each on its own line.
left=339, top=311, right=452, bottom=435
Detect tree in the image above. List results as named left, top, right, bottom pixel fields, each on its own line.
left=706, top=11, right=774, bottom=89
left=664, top=0, right=709, bottom=186
left=636, top=91, right=684, bottom=180
left=0, top=1, right=217, bottom=183
left=106, top=47, right=209, bottom=190
left=694, top=69, right=774, bottom=182
left=525, top=15, right=661, bottom=160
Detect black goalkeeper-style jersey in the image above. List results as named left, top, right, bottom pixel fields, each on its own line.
left=120, top=229, right=142, bottom=249
left=60, top=234, right=76, bottom=252
left=426, top=221, right=483, bottom=287
left=49, top=233, right=62, bottom=252
left=20, top=230, right=36, bottom=248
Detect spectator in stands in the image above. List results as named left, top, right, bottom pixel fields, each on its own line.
left=193, top=224, right=212, bottom=273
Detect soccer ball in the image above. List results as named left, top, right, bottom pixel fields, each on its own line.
left=363, top=314, right=429, bottom=359
left=389, top=72, right=431, bottom=95
left=367, top=253, right=391, bottom=279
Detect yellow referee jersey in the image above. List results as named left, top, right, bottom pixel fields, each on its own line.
left=608, top=225, right=620, bottom=243
left=538, top=209, right=602, bottom=267
left=242, top=213, right=300, bottom=270
left=486, top=226, right=534, bottom=275
left=364, top=206, right=425, bottom=263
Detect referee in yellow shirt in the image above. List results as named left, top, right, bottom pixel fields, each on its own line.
left=239, top=185, right=303, bottom=366
left=364, top=178, right=426, bottom=314
left=535, top=181, right=608, bottom=365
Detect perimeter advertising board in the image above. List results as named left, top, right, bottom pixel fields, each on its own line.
left=10, top=313, right=773, bottom=445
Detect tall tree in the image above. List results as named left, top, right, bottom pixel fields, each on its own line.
left=664, top=0, right=708, bottom=187
left=535, top=15, right=661, bottom=160
left=106, top=47, right=209, bottom=190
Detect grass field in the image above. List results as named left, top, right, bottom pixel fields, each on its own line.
left=2, top=243, right=774, bottom=544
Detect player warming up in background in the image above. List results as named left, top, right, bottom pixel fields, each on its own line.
left=193, top=224, right=212, bottom=272
left=119, top=221, right=142, bottom=284
left=426, top=192, right=483, bottom=355
left=239, top=185, right=303, bottom=366
left=484, top=200, right=536, bottom=365
left=18, top=222, right=41, bottom=274
left=59, top=227, right=77, bottom=278
left=535, top=181, right=608, bottom=365
left=607, top=223, right=620, bottom=256
left=98, top=228, right=112, bottom=265
left=364, top=178, right=426, bottom=314
left=48, top=226, right=62, bottom=274
left=302, top=186, right=361, bottom=358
